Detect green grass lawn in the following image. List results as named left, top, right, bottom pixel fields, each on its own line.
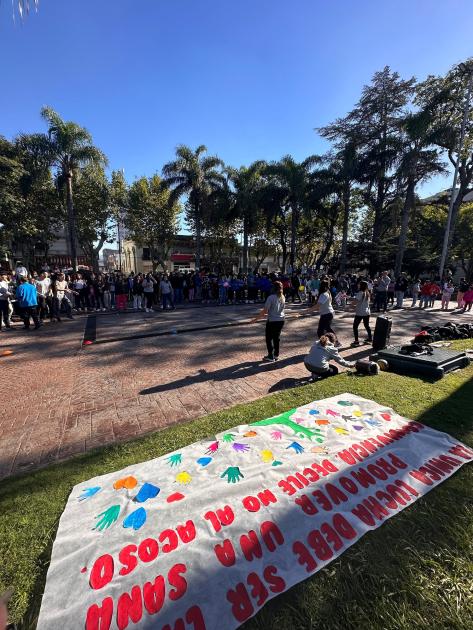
left=1, top=341, right=472, bottom=629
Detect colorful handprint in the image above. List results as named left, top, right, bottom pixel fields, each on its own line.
left=316, top=419, right=330, bottom=426
left=337, top=400, right=353, bottom=406
left=309, top=409, right=320, bottom=415
left=272, top=460, right=283, bottom=466
left=352, top=410, right=363, bottom=418
left=311, top=446, right=329, bottom=454
left=232, top=442, right=250, bottom=453
left=326, top=409, right=340, bottom=418
left=221, top=467, right=244, bottom=483
left=286, top=441, right=304, bottom=454
left=94, top=505, right=120, bottom=532
left=197, top=457, right=212, bottom=467
left=166, top=454, right=182, bottom=467
left=335, top=427, right=349, bottom=435
left=222, top=433, right=236, bottom=443
left=243, top=430, right=258, bottom=438
left=206, top=441, right=219, bottom=455
left=113, top=476, right=137, bottom=490
left=175, top=471, right=192, bottom=485
left=134, top=483, right=160, bottom=503
left=260, top=449, right=273, bottom=463
left=78, top=486, right=101, bottom=502
left=123, top=507, right=147, bottom=531
left=271, top=430, right=283, bottom=440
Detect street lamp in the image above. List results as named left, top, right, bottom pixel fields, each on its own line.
left=438, top=61, right=473, bottom=280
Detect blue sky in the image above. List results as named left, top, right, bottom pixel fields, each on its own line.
left=1, top=0, right=473, bottom=197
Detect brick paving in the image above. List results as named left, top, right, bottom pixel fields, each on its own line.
left=0, top=302, right=469, bottom=479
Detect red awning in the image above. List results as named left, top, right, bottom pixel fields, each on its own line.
left=170, top=253, right=195, bottom=262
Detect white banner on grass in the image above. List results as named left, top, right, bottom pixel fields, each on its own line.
left=36, top=394, right=472, bottom=630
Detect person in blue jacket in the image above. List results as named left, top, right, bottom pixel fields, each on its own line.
left=16, top=277, right=41, bottom=330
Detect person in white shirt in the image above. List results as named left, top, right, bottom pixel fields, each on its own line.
left=35, top=272, right=52, bottom=321
left=0, top=274, right=13, bottom=330
left=52, top=273, right=74, bottom=321
left=352, top=280, right=372, bottom=346
left=14, top=261, right=28, bottom=281
left=142, top=273, right=156, bottom=312
left=304, top=333, right=355, bottom=379
left=304, top=279, right=339, bottom=343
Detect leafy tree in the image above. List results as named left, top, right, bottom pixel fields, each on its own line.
left=38, top=107, right=108, bottom=270
left=0, top=134, right=62, bottom=267
left=416, top=59, right=473, bottom=270
left=264, top=155, right=320, bottom=270
left=257, top=177, right=291, bottom=272
left=126, top=175, right=180, bottom=271
left=393, top=108, right=446, bottom=277
left=226, top=161, right=265, bottom=272
left=67, top=165, right=113, bottom=271
left=321, top=67, right=415, bottom=269
left=162, top=145, right=225, bottom=270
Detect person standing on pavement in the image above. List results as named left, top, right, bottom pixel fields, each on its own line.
left=394, top=274, right=408, bottom=308
left=250, top=280, right=286, bottom=362
left=16, top=277, right=41, bottom=330
left=0, top=273, right=13, bottom=331
left=304, top=280, right=339, bottom=342
left=352, top=280, right=372, bottom=346
left=52, top=273, right=74, bottom=321
left=142, top=273, right=155, bottom=312
left=160, top=274, right=175, bottom=310
left=35, top=272, right=52, bottom=321
left=456, top=277, right=469, bottom=310
left=411, top=279, right=421, bottom=308
left=375, top=271, right=391, bottom=313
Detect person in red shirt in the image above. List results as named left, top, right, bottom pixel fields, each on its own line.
left=419, top=280, right=432, bottom=309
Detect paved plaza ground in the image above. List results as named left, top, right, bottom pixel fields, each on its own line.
left=0, top=302, right=470, bottom=479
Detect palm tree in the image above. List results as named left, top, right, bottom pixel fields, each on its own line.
left=394, top=109, right=445, bottom=277
left=162, top=145, right=225, bottom=270
left=38, top=107, right=107, bottom=270
left=8, top=0, right=39, bottom=21
left=226, top=161, right=265, bottom=272
left=265, top=155, right=320, bottom=270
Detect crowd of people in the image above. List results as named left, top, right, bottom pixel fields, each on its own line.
left=0, top=262, right=472, bottom=340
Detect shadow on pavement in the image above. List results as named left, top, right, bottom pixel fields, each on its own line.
left=140, top=354, right=306, bottom=395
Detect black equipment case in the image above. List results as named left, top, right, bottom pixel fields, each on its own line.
left=372, top=315, right=392, bottom=351
left=371, top=346, right=470, bottom=379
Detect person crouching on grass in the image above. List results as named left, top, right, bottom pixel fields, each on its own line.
left=304, top=333, right=355, bottom=380
left=250, top=281, right=285, bottom=362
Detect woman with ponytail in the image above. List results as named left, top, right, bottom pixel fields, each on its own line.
left=305, top=279, right=339, bottom=342
left=352, top=280, right=372, bottom=346
left=250, top=281, right=286, bottom=362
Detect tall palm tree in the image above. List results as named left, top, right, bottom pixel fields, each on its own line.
left=39, top=107, right=107, bottom=270
left=265, top=155, right=320, bottom=270
left=394, top=108, right=445, bottom=277
left=226, top=161, right=265, bottom=272
left=162, top=145, right=225, bottom=270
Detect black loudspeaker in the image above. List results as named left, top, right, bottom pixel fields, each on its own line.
left=355, top=359, right=380, bottom=375
left=372, top=315, right=392, bottom=351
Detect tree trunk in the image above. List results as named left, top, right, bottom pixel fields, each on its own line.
left=339, top=183, right=350, bottom=274
left=66, top=173, right=78, bottom=271
left=394, top=178, right=415, bottom=278
left=195, top=202, right=202, bottom=271
left=278, top=227, right=288, bottom=273
left=290, top=204, right=298, bottom=271
left=242, top=216, right=249, bottom=273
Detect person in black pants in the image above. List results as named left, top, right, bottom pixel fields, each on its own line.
left=304, top=280, right=338, bottom=344
left=250, top=281, right=286, bottom=362
left=352, top=280, right=372, bottom=346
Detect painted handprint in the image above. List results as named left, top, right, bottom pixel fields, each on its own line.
left=244, top=430, right=258, bottom=438
left=260, top=449, right=273, bottom=463
left=326, top=409, right=340, bottom=418
left=78, top=486, right=101, bottom=502
left=337, top=400, right=353, bottom=406
left=94, top=505, right=120, bottom=532
left=335, top=427, right=349, bottom=435
left=222, top=433, right=236, bottom=443
left=232, top=442, right=250, bottom=453
left=286, top=441, right=304, bottom=454
left=123, top=507, right=147, bottom=531
left=271, top=431, right=283, bottom=440
left=175, top=471, right=192, bottom=485
left=197, top=457, right=212, bottom=467
left=221, top=467, right=244, bottom=484
left=206, top=441, right=219, bottom=455
left=113, top=476, right=137, bottom=490
left=134, top=483, right=160, bottom=503
left=166, top=454, right=182, bottom=467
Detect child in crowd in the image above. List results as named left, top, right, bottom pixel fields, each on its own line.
left=461, top=285, right=473, bottom=313
left=441, top=281, right=454, bottom=311
left=304, top=333, right=355, bottom=379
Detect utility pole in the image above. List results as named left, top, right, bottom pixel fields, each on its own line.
left=438, top=63, right=473, bottom=280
